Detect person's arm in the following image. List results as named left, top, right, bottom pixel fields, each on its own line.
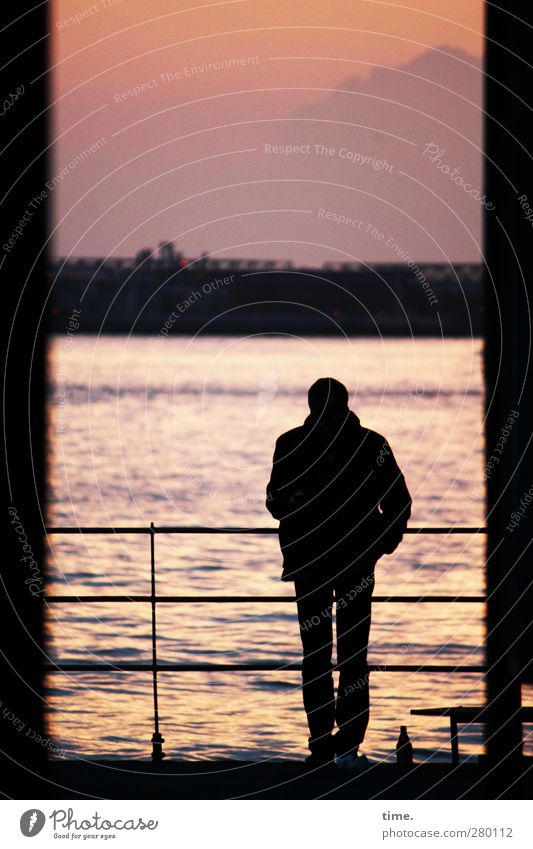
left=266, top=436, right=297, bottom=520
left=376, top=439, right=412, bottom=554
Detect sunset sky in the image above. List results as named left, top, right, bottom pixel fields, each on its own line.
left=50, top=0, right=485, bottom=262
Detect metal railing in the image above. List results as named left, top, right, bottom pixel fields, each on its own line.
left=45, top=524, right=486, bottom=760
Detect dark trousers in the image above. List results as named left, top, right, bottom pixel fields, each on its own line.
left=294, top=562, right=375, bottom=758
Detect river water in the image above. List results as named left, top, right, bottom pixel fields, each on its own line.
left=45, top=334, right=529, bottom=762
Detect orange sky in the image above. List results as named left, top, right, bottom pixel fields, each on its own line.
left=51, top=0, right=483, bottom=98
left=49, top=0, right=485, bottom=261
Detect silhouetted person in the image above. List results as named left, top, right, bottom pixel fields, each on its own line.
left=266, top=377, right=411, bottom=769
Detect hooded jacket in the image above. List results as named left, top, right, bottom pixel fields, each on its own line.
left=266, top=408, right=412, bottom=581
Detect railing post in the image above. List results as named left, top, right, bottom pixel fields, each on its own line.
left=449, top=716, right=459, bottom=765
left=149, top=522, right=165, bottom=762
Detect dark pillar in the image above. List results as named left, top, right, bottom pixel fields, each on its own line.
left=484, top=1, right=533, bottom=797
left=1, top=6, right=48, bottom=797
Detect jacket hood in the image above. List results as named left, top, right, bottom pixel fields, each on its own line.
left=302, top=408, right=361, bottom=441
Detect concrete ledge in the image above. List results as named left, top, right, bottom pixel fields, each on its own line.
left=42, top=759, right=533, bottom=800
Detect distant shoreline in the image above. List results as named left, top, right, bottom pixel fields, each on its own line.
left=45, top=329, right=483, bottom=338
left=48, top=261, right=484, bottom=337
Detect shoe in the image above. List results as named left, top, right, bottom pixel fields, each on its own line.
left=335, top=752, right=370, bottom=771
left=305, top=734, right=335, bottom=767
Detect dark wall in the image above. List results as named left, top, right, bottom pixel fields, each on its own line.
left=484, top=0, right=533, bottom=792
left=2, top=5, right=48, bottom=798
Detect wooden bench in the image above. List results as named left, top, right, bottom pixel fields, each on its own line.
left=410, top=706, right=533, bottom=764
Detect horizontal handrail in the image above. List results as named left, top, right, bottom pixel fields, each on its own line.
left=44, top=662, right=486, bottom=673
left=46, top=594, right=486, bottom=603
left=46, top=526, right=486, bottom=534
